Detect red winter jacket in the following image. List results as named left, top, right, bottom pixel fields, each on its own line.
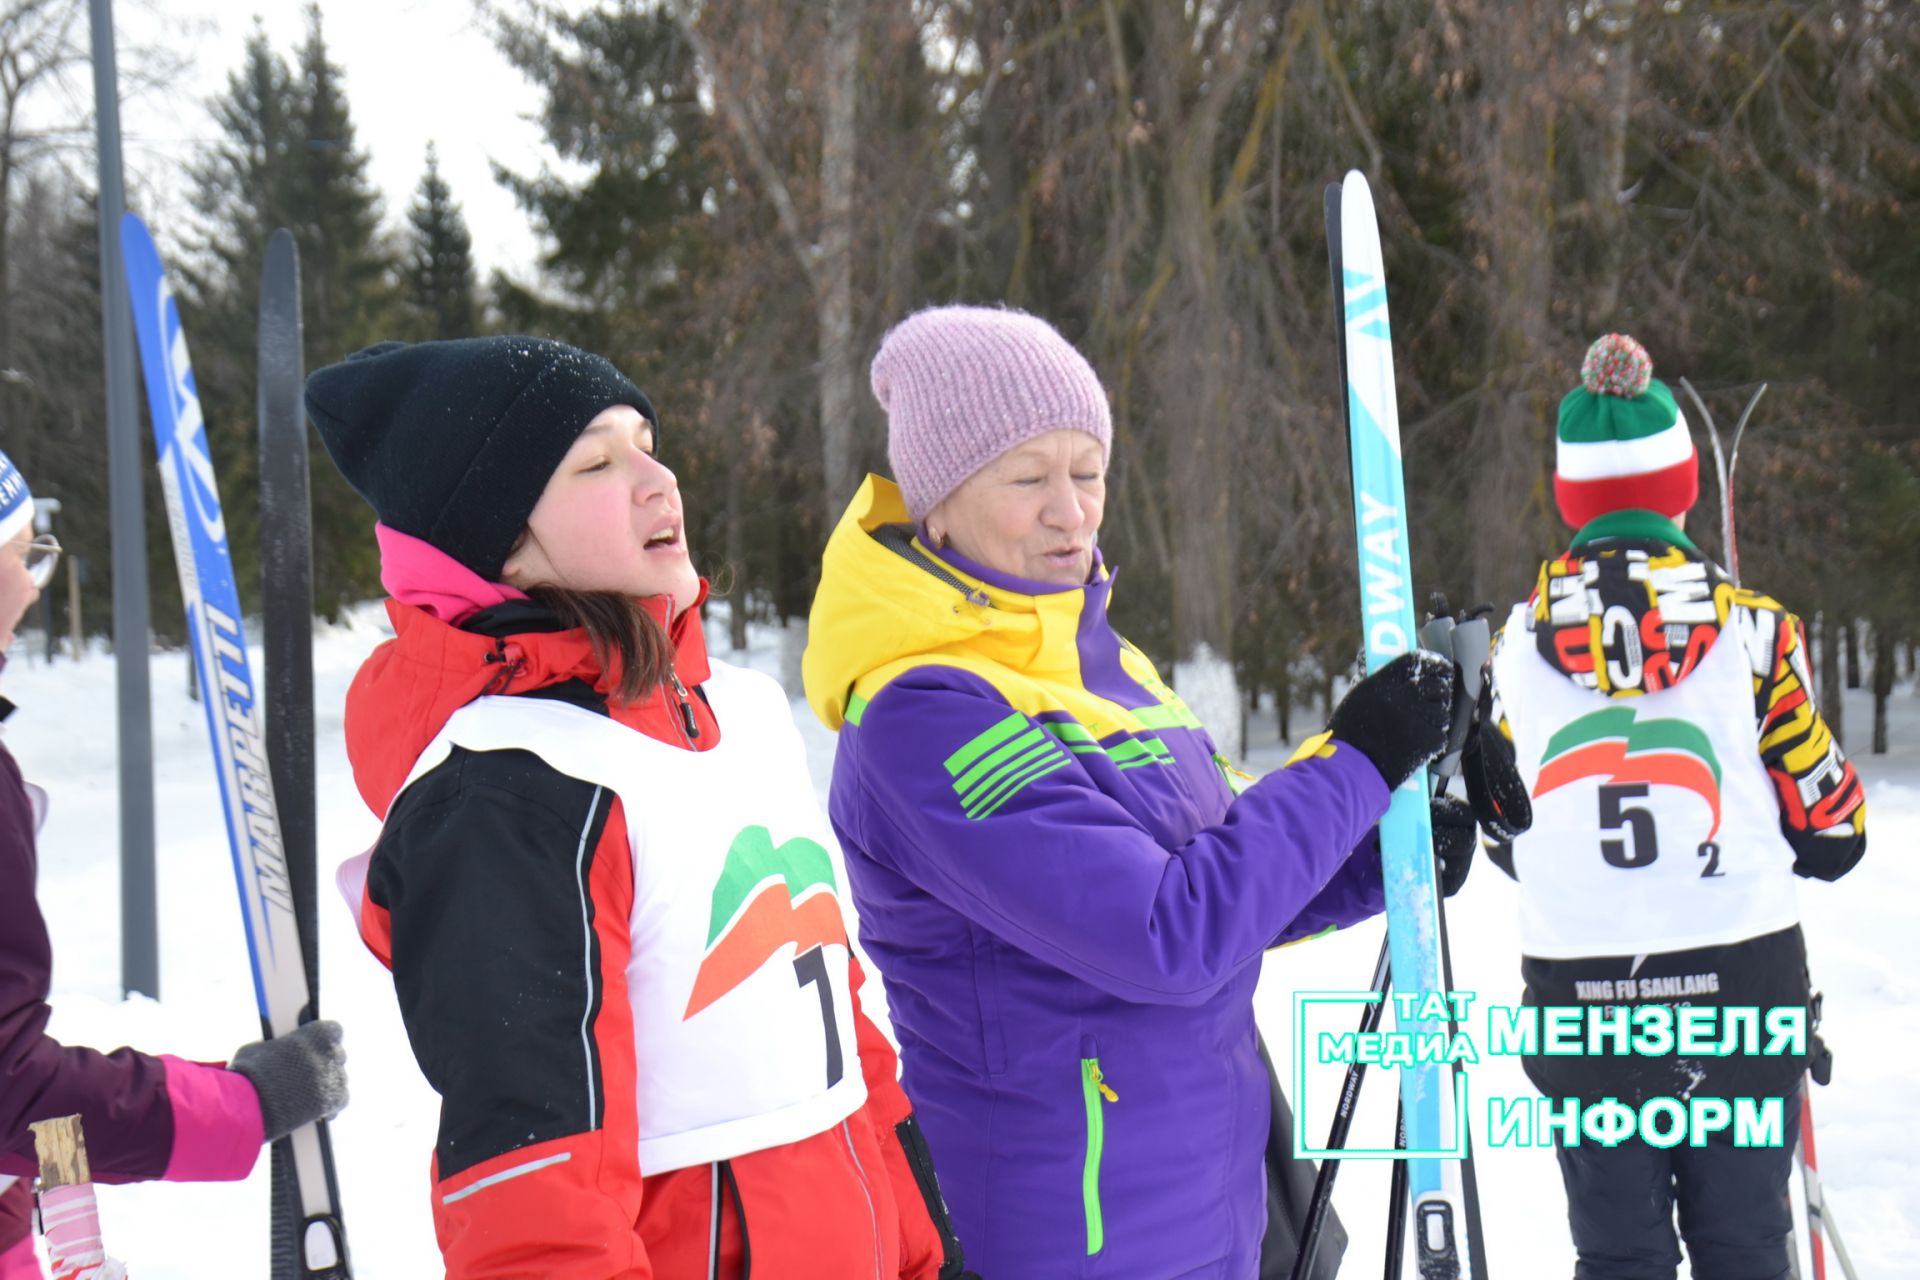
left=343, top=583, right=954, bottom=1280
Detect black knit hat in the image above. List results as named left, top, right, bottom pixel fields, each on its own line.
left=306, top=335, right=657, bottom=580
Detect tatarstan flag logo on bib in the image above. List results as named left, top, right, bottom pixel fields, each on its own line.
left=1534, top=706, right=1723, bottom=839
left=684, top=826, right=849, bottom=1018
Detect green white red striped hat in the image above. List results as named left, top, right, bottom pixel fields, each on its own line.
left=1553, top=334, right=1698, bottom=527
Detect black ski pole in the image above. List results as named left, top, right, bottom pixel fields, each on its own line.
left=1383, top=1104, right=1409, bottom=1278
left=1289, top=941, right=1392, bottom=1280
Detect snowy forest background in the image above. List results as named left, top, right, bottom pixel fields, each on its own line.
left=1, top=0, right=1917, bottom=756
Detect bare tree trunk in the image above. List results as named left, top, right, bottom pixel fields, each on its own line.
left=1468, top=3, right=1558, bottom=605
left=1589, top=0, right=1636, bottom=324
left=1843, top=618, right=1861, bottom=689
left=1277, top=662, right=1292, bottom=743
left=1871, top=625, right=1892, bottom=754
left=1141, top=3, right=1257, bottom=759
left=1818, top=613, right=1845, bottom=749
left=726, top=437, right=749, bottom=652
left=818, top=0, right=861, bottom=521
left=669, top=0, right=863, bottom=528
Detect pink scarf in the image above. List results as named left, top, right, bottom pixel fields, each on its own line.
left=375, top=523, right=528, bottom=625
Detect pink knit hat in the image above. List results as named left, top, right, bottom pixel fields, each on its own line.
left=871, top=305, right=1112, bottom=520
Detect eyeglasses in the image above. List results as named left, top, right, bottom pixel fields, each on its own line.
left=6, top=534, right=61, bottom=589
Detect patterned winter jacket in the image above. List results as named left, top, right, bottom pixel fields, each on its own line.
left=1484, top=509, right=1866, bottom=1101
left=803, top=476, right=1392, bottom=1280
left=342, top=538, right=953, bottom=1280
left=1, top=703, right=264, bottom=1277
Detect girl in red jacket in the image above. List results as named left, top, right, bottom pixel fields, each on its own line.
left=0, top=448, right=347, bottom=1278
left=307, top=337, right=969, bottom=1279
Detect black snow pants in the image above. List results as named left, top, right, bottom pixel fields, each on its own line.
left=1555, top=1081, right=1802, bottom=1280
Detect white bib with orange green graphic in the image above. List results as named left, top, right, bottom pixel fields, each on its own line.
left=398, top=658, right=866, bottom=1174
left=1493, top=605, right=1800, bottom=958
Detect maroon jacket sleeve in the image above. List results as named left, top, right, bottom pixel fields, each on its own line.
left=0, top=742, right=260, bottom=1184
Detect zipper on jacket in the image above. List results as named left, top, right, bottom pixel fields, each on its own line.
left=840, top=1120, right=883, bottom=1280
left=1082, top=1057, right=1117, bottom=1256
left=874, top=523, right=992, bottom=607
left=481, top=638, right=525, bottom=696
left=667, top=664, right=700, bottom=743
left=707, top=1163, right=721, bottom=1280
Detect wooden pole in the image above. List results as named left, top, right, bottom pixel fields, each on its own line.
left=67, top=552, right=82, bottom=660
left=30, top=1114, right=126, bottom=1280
left=29, top=1115, right=90, bottom=1188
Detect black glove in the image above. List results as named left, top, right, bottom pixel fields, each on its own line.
left=1461, top=678, right=1531, bottom=843
left=1326, top=651, right=1455, bottom=791
left=1430, top=793, right=1476, bottom=897
left=230, top=1019, right=349, bottom=1143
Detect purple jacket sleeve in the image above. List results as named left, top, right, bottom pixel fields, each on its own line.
left=1271, top=827, right=1385, bottom=946
left=837, top=673, right=1391, bottom=1006
left=0, top=744, right=262, bottom=1184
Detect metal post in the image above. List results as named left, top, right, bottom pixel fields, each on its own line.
left=89, top=0, right=157, bottom=999
left=67, top=553, right=81, bottom=660
left=33, top=498, right=60, bottom=664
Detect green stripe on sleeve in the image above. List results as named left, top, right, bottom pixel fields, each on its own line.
left=952, top=728, right=1050, bottom=796
left=969, top=754, right=1072, bottom=820
left=1134, top=702, right=1203, bottom=731
left=958, top=738, right=1058, bottom=807
left=944, top=711, right=1031, bottom=776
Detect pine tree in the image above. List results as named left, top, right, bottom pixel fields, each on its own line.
left=403, top=144, right=479, bottom=339
left=177, top=8, right=396, bottom=616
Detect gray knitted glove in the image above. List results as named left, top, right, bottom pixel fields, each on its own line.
left=229, top=1019, right=349, bottom=1143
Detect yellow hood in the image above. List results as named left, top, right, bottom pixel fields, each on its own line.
left=803, top=475, right=1102, bottom=731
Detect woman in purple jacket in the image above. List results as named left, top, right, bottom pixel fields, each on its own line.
left=0, top=450, right=347, bottom=1277
left=803, top=307, right=1476, bottom=1279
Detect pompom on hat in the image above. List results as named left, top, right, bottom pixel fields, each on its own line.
left=306, top=335, right=655, bottom=581
left=872, top=306, right=1112, bottom=521
left=1553, top=333, right=1698, bottom=528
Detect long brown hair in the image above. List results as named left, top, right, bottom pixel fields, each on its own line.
left=523, top=585, right=676, bottom=704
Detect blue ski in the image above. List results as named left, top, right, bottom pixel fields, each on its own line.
left=1330, top=171, right=1473, bottom=1278
left=119, top=213, right=351, bottom=1277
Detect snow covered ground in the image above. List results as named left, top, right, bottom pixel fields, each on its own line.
left=8, top=605, right=1916, bottom=1277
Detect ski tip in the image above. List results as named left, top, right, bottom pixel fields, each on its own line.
left=262, top=228, right=304, bottom=311
left=1340, top=169, right=1376, bottom=211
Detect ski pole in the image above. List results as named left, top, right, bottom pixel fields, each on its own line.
left=1289, top=943, right=1392, bottom=1280
left=1383, top=1106, right=1408, bottom=1279
left=1677, top=377, right=1766, bottom=585
left=1797, top=1015, right=1859, bottom=1280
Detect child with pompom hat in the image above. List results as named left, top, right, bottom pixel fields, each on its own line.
left=1461, top=334, right=1867, bottom=1276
